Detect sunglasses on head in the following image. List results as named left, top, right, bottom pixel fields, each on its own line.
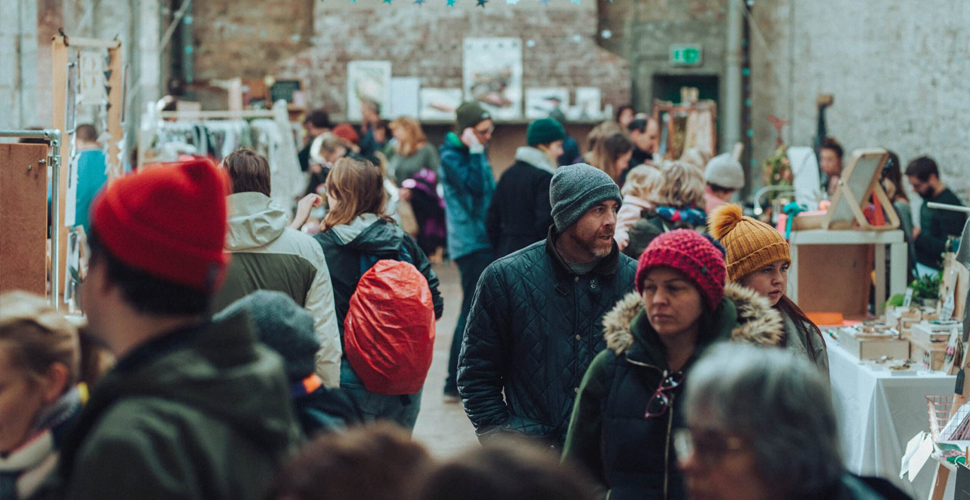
left=645, top=371, right=684, bottom=418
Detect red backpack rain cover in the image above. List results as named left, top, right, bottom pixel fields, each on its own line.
left=344, top=259, right=436, bottom=395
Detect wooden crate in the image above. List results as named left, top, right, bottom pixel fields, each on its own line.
left=0, top=144, right=49, bottom=296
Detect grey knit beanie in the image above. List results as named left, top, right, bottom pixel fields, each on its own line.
left=215, top=290, right=317, bottom=382
left=704, top=153, right=745, bottom=190
left=550, top=163, right=623, bottom=232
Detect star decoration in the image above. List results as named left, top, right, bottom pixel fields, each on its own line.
left=476, top=0, right=487, bottom=7
left=570, top=0, right=580, bottom=3
left=384, top=0, right=392, bottom=3
left=539, top=0, right=550, bottom=5
left=447, top=0, right=456, bottom=5
left=415, top=0, right=424, bottom=5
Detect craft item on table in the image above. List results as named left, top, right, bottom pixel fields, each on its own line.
left=790, top=148, right=900, bottom=231
left=912, top=338, right=949, bottom=372
left=839, top=325, right=910, bottom=361
left=463, top=38, right=523, bottom=120
left=78, top=48, right=109, bottom=106
left=787, top=146, right=822, bottom=211
left=944, top=328, right=964, bottom=375
left=938, top=403, right=970, bottom=441
left=912, top=322, right=962, bottom=347
left=901, top=431, right=934, bottom=481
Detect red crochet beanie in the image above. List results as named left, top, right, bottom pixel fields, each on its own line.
left=91, top=159, right=230, bottom=293
left=635, top=230, right=727, bottom=310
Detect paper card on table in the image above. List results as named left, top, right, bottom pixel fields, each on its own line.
left=903, top=288, right=914, bottom=307
left=909, top=432, right=934, bottom=481
left=901, top=432, right=924, bottom=479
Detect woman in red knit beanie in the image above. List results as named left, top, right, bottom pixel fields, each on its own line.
left=563, top=230, right=785, bottom=500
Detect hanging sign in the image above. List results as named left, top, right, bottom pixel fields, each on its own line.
left=670, top=44, right=703, bottom=66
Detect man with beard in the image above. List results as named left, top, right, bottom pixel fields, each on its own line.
left=905, top=156, right=966, bottom=270
left=458, top=163, right=637, bottom=447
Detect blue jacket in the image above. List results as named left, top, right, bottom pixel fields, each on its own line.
left=439, top=132, right=495, bottom=260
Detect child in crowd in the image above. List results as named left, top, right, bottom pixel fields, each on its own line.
left=623, top=161, right=708, bottom=258
left=615, top=166, right=663, bottom=251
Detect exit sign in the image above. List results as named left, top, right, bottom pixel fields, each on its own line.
left=670, top=45, right=703, bottom=66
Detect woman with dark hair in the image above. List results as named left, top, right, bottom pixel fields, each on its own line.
left=563, top=230, right=785, bottom=500
left=589, top=133, right=634, bottom=183
left=881, top=150, right=915, bottom=280
left=819, top=137, right=844, bottom=198
left=313, top=157, right=443, bottom=430
left=708, top=204, right=829, bottom=376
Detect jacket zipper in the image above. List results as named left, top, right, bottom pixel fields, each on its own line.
left=628, top=359, right=671, bottom=499
left=664, top=391, right=675, bottom=500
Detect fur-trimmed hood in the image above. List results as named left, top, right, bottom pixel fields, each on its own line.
left=603, top=282, right=785, bottom=356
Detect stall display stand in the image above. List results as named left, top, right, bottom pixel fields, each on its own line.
left=788, top=229, right=907, bottom=317
left=51, top=34, right=125, bottom=309
left=0, top=144, right=51, bottom=297
left=651, top=98, right=718, bottom=161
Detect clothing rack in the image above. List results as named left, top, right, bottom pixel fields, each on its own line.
left=140, top=100, right=304, bottom=205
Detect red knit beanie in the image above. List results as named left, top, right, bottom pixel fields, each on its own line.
left=91, top=159, right=230, bottom=292
left=332, top=124, right=360, bottom=145
left=635, top=230, right=727, bottom=310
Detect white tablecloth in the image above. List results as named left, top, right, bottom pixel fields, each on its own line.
left=826, top=336, right=955, bottom=500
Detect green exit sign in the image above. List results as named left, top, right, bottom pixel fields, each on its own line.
left=670, top=45, right=703, bottom=66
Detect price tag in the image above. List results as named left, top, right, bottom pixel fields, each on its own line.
left=903, top=288, right=913, bottom=307
left=943, top=292, right=956, bottom=320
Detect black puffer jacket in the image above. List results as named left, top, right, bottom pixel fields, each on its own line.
left=457, top=228, right=637, bottom=446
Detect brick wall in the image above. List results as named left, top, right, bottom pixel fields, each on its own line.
left=260, top=3, right=631, bottom=120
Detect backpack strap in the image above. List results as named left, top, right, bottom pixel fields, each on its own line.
left=358, top=245, right=415, bottom=276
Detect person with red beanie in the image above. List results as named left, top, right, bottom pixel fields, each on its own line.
left=47, top=160, right=302, bottom=500
left=562, top=229, right=785, bottom=500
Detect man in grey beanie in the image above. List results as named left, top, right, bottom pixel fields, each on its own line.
left=458, top=163, right=637, bottom=447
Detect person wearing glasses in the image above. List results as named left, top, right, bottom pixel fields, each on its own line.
left=440, top=102, right=498, bottom=401
left=678, top=343, right=906, bottom=500
left=562, top=229, right=784, bottom=500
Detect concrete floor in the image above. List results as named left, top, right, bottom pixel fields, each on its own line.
left=411, top=261, right=481, bottom=457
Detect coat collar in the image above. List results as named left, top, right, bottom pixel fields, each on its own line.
left=544, top=226, right=621, bottom=280
left=602, top=282, right=785, bottom=367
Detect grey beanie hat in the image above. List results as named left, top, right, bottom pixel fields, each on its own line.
left=215, top=290, right=317, bottom=382
left=550, top=163, right=623, bottom=232
left=704, top=153, right=745, bottom=190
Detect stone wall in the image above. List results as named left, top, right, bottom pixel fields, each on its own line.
left=750, top=0, right=970, bottom=203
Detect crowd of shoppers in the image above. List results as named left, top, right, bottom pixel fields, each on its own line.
left=4, top=99, right=964, bottom=500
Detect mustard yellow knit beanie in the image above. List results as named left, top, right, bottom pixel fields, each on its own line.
left=707, top=204, right=791, bottom=282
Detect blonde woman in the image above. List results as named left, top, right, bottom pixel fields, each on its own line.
left=622, top=161, right=707, bottom=258
left=614, top=166, right=663, bottom=251
left=388, top=117, right=439, bottom=187
left=0, top=291, right=105, bottom=500
left=313, top=157, right=443, bottom=430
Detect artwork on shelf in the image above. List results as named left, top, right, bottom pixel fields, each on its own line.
left=347, top=61, right=392, bottom=121
left=390, top=77, right=421, bottom=119
left=525, top=88, right=569, bottom=120
left=419, top=88, right=464, bottom=121
left=575, top=87, right=603, bottom=120
left=463, top=38, right=523, bottom=121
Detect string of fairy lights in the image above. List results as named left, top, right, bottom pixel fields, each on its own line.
left=338, top=0, right=609, bottom=6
